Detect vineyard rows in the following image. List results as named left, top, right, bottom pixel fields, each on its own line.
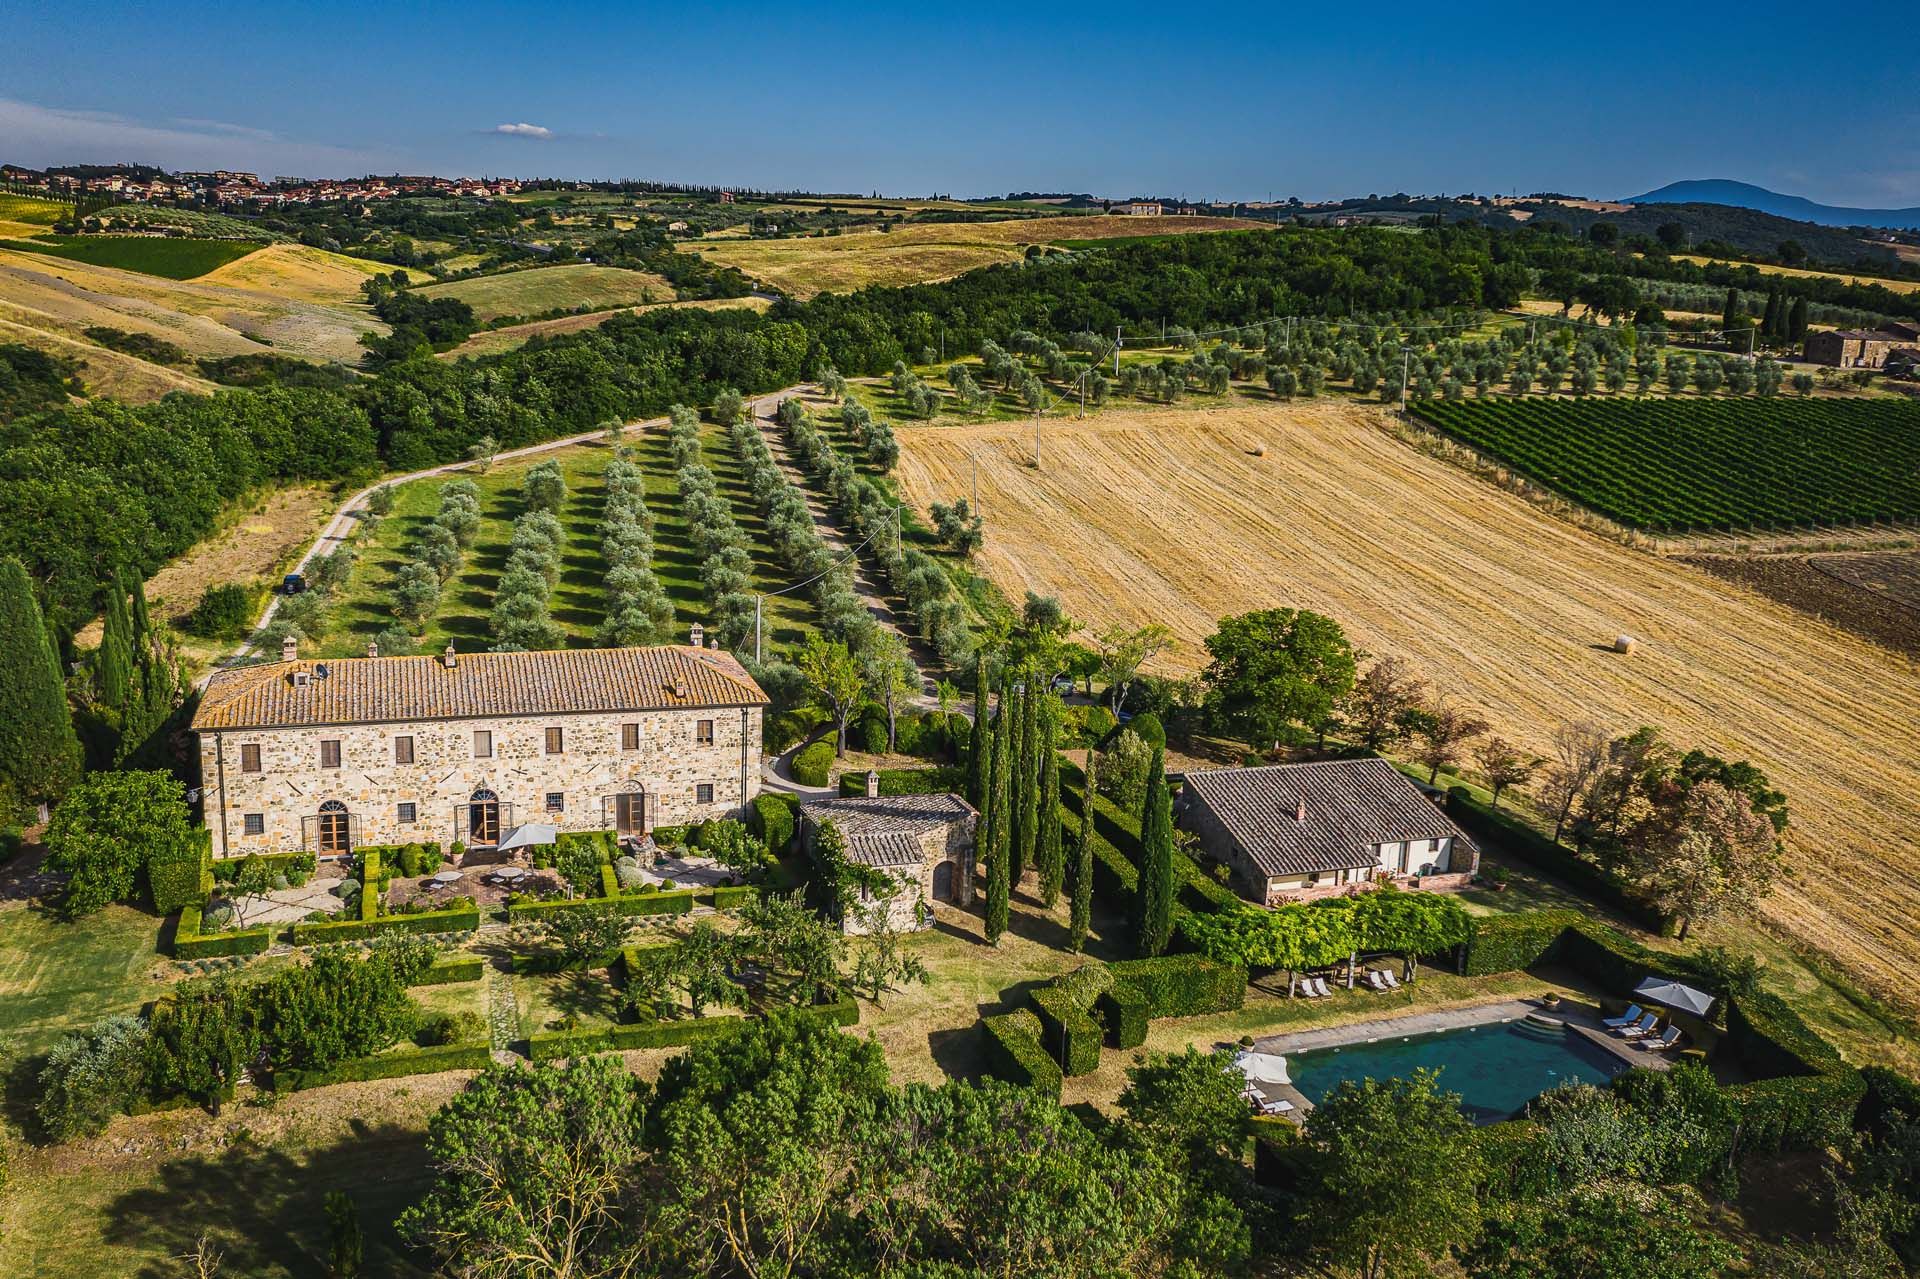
left=1416, top=397, right=1920, bottom=532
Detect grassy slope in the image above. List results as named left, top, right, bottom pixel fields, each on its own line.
left=0, top=235, right=261, bottom=280
left=198, top=244, right=432, bottom=303
left=414, top=264, right=674, bottom=322
left=437, top=295, right=771, bottom=360
left=0, top=904, right=169, bottom=1058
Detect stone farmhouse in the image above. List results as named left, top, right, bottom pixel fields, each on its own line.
left=798, top=788, right=977, bottom=934
left=1179, top=758, right=1477, bottom=905
left=190, top=639, right=768, bottom=859
left=1803, top=321, right=1920, bottom=368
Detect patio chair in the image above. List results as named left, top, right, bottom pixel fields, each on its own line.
left=1380, top=969, right=1402, bottom=990
left=1639, top=1025, right=1683, bottom=1052
left=1614, top=1013, right=1659, bottom=1038
left=1310, top=976, right=1333, bottom=998
left=1366, top=970, right=1390, bottom=992
left=1603, top=1004, right=1644, bottom=1028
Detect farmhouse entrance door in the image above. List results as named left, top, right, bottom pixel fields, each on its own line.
left=932, top=859, right=955, bottom=901
left=613, top=792, right=646, bottom=837
left=468, top=788, right=501, bottom=845
left=316, top=800, right=352, bottom=854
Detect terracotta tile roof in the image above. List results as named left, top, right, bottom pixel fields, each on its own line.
left=1181, top=758, right=1473, bottom=877
left=192, top=645, right=768, bottom=731
left=799, top=792, right=976, bottom=867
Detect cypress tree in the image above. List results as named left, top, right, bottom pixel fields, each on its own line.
left=1761, top=290, right=1780, bottom=341
left=1720, top=286, right=1739, bottom=336
left=96, top=582, right=133, bottom=712
left=1036, top=698, right=1063, bottom=906
left=983, top=686, right=1012, bottom=945
left=1069, top=752, right=1095, bottom=953
left=1788, top=296, right=1809, bottom=343
left=1006, top=679, right=1027, bottom=876
left=0, top=558, right=82, bottom=808
left=965, top=652, right=989, bottom=808
left=1132, top=744, right=1176, bottom=958
left=1016, top=681, right=1040, bottom=877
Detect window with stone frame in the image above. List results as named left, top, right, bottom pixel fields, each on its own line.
left=545, top=727, right=564, bottom=755
left=394, top=735, right=414, bottom=764
left=320, top=739, right=342, bottom=769
left=545, top=792, right=564, bottom=813
left=243, top=813, right=264, bottom=836
left=473, top=730, right=492, bottom=759
left=240, top=743, right=261, bottom=773
left=696, top=783, right=714, bottom=805
left=621, top=722, right=639, bottom=750
left=397, top=802, right=417, bottom=824
left=696, top=719, right=715, bottom=745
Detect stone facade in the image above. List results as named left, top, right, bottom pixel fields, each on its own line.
left=839, top=819, right=976, bottom=935
left=797, top=792, right=977, bottom=934
left=200, top=705, right=762, bottom=858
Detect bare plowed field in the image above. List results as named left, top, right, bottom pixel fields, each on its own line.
left=895, top=401, right=1920, bottom=1004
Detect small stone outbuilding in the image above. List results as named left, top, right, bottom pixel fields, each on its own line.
left=798, top=791, right=976, bottom=934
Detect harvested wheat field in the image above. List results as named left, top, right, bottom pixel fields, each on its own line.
left=683, top=214, right=1264, bottom=298
left=198, top=243, right=431, bottom=303
left=896, top=401, right=1920, bottom=1005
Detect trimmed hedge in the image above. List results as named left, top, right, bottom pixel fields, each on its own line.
left=511, top=949, right=623, bottom=974
left=1029, top=985, right=1103, bottom=1076
left=291, top=901, right=480, bottom=945
left=1446, top=788, right=1665, bottom=929
left=505, top=888, right=696, bottom=922
left=792, top=740, right=835, bottom=787
left=711, top=884, right=759, bottom=910
left=1059, top=757, right=1236, bottom=922
left=1096, top=983, right=1151, bottom=1049
left=836, top=765, right=967, bottom=798
left=172, top=903, right=272, bottom=959
left=209, top=848, right=315, bottom=885
left=751, top=793, right=798, bottom=854
left=413, top=954, right=485, bottom=985
left=359, top=851, right=382, bottom=921
left=1857, top=1065, right=1920, bottom=1138
left=150, top=830, right=213, bottom=914
left=1107, top=954, right=1246, bottom=1019
left=525, top=996, right=860, bottom=1063
left=1460, top=909, right=1579, bottom=976
left=269, top=1041, right=492, bottom=1091
left=981, top=1009, right=1063, bottom=1099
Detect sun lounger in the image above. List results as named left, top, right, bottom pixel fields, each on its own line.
left=1603, top=1004, right=1644, bottom=1028
left=1311, top=976, right=1333, bottom=998
left=1366, top=971, right=1390, bottom=991
left=1260, top=1098, right=1295, bottom=1115
left=1380, top=970, right=1402, bottom=990
left=1614, top=1013, right=1658, bottom=1038
left=1639, top=1025, right=1683, bottom=1052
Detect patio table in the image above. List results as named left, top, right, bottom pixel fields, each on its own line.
left=431, top=870, right=464, bottom=886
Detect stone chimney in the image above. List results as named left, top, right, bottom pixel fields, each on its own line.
left=365, top=640, right=380, bottom=659
left=866, top=770, right=881, bottom=798
left=1294, top=799, right=1307, bottom=822
left=442, top=642, right=457, bottom=670
left=280, top=634, right=299, bottom=663
left=689, top=621, right=704, bottom=648
left=708, top=638, right=719, bottom=650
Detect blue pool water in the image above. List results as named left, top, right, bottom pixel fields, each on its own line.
left=1286, top=1018, right=1629, bottom=1123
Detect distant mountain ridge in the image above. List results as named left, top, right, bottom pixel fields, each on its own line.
left=1622, top=180, right=1920, bottom=231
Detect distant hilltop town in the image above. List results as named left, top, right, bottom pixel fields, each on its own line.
left=0, top=162, right=522, bottom=205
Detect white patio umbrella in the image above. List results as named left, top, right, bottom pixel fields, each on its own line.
left=496, top=822, right=558, bottom=852
left=1633, top=976, right=1715, bottom=1017
left=1232, top=1050, right=1292, bottom=1089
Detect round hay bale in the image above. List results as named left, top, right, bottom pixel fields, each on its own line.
left=1249, top=442, right=1267, bottom=457
left=1612, top=634, right=1638, bottom=655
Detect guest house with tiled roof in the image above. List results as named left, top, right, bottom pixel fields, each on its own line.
left=1179, top=758, right=1477, bottom=905
left=190, top=634, right=769, bottom=858
left=798, top=787, right=977, bottom=933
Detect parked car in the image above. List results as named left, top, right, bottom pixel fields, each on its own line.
left=1050, top=674, right=1075, bottom=695
left=282, top=572, right=307, bottom=595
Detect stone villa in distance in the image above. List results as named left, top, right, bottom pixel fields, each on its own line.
left=190, top=637, right=768, bottom=858
left=1181, top=758, right=1477, bottom=905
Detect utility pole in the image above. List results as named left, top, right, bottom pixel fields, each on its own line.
left=753, top=595, right=763, bottom=664
left=1114, top=325, right=1122, bottom=376
left=1400, top=345, right=1412, bottom=407
left=1033, top=408, right=1042, bottom=470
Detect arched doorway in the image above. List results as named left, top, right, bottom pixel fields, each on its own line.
left=468, top=788, right=500, bottom=845
left=611, top=789, right=647, bottom=838
left=932, top=859, right=955, bottom=902
left=316, top=800, right=351, bottom=855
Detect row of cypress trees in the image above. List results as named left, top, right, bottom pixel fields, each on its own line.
left=0, top=557, right=82, bottom=822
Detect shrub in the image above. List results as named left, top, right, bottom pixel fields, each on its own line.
left=836, top=765, right=966, bottom=797
left=267, top=1042, right=492, bottom=1091
left=1084, top=705, right=1117, bottom=742
left=711, top=884, right=758, bottom=910
left=614, top=861, right=645, bottom=890
left=792, top=740, right=834, bottom=787
left=1460, top=910, right=1579, bottom=976
left=35, top=1014, right=151, bottom=1141
left=1128, top=712, right=1166, bottom=749
left=1098, top=729, right=1153, bottom=810
left=750, top=793, right=797, bottom=854
left=1106, top=954, right=1246, bottom=1019
left=186, top=583, right=254, bottom=639
left=149, top=831, right=212, bottom=914
left=1029, top=986, right=1102, bottom=1076
left=289, top=900, right=479, bottom=945
left=1095, top=982, right=1151, bottom=1048
left=858, top=704, right=889, bottom=754
left=412, top=954, right=485, bottom=985
left=411, top=1010, right=485, bottom=1047
left=173, top=903, right=271, bottom=958
left=981, top=1009, right=1063, bottom=1098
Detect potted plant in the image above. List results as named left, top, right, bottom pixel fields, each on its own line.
left=1541, top=992, right=1562, bottom=1009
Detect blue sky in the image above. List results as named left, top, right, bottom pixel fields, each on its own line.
left=4, top=1, right=1917, bottom=205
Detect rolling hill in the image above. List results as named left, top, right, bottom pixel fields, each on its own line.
left=1624, top=179, right=1920, bottom=231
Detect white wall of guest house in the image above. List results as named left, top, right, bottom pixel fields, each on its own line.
left=1259, top=836, right=1456, bottom=896
left=198, top=706, right=763, bottom=857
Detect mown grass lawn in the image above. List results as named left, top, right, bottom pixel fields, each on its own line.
left=0, top=234, right=260, bottom=279
left=0, top=904, right=170, bottom=1059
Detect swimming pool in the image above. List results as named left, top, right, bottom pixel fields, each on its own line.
left=1285, top=1017, right=1630, bottom=1123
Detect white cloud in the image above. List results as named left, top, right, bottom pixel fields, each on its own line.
left=490, top=122, right=553, bottom=139
left=0, top=97, right=393, bottom=176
